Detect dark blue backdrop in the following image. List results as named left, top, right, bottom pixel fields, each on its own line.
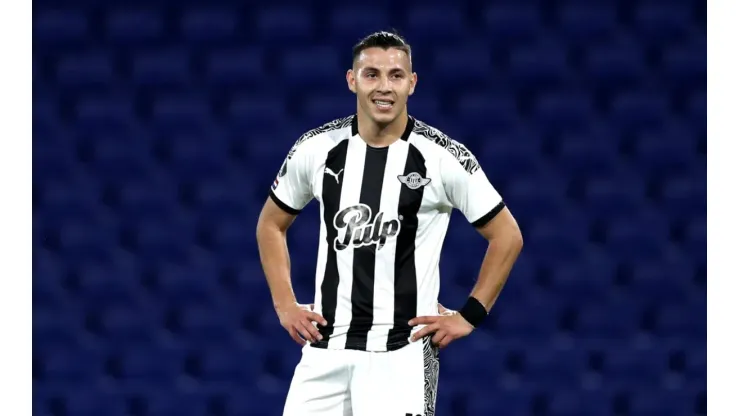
left=33, top=1, right=706, bottom=415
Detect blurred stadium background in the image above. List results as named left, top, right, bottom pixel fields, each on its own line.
left=33, top=0, right=706, bottom=415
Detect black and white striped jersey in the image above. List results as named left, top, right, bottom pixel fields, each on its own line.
left=269, top=114, right=505, bottom=352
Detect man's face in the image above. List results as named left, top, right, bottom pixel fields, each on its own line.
left=347, top=47, right=417, bottom=125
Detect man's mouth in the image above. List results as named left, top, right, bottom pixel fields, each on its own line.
left=373, top=99, right=394, bottom=110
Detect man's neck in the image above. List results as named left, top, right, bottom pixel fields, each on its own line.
left=356, top=109, right=409, bottom=148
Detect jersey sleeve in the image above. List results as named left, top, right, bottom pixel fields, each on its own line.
left=441, top=147, right=505, bottom=228
left=269, top=141, right=314, bottom=215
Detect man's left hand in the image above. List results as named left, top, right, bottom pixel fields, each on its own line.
left=408, top=312, right=474, bottom=349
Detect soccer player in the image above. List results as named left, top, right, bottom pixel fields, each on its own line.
left=256, top=31, right=523, bottom=416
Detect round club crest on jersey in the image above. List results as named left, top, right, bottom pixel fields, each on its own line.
left=397, top=172, right=431, bottom=190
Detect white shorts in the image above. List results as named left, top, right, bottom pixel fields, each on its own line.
left=282, top=337, right=440, bottom=416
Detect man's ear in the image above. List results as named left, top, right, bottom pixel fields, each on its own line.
left=347, top=69, right=357, bottom=93
left=409, top=72, right=418, bottom=96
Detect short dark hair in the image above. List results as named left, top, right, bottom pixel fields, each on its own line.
left=352, top=30, right=412, bottom=66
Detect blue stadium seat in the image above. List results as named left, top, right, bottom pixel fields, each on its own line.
left=206, top=48, right=267, bottom=86
left=132, top=48, right=193, bottom=87
left=105, top=8, right=163, bottom=44
left=329, top=7, right=392, bottom=39
left=688, top=91, right=706, bottom=132
left=127, top=217, right=194, bottom=263
left=38, top=180, right=100, bottom=223
left=194, top=179, right=256, bottom=218
left=37, top=345, right=103, bottom=384
left=176, top=303, right=237, bottom=346
left=457, top=92, right=520, bottom=131
left=111, top=346, right=184, bottom=383
left=583, top=37, right=647, bottom=88
left=482, top=3, right=540, bottom=44
left=634, top=1, right=694, bottom=45
left=255, top=7, right=315, bottom=43
left=56, top=51, right=115, bottom=87
left=34, top=9, right=88, bottom=44
left=526, top=216, right=587, bottom=262
left=654, top=302, right=705, bottom=339
left=197, top=345, right=262, bottom=382
left=228, top=92, right=287, bottom=132
left=603, top=212, right=668, bottom=262
left=550, top=390, right=611, bottom=416
left=660, top=175, right=706, bottom=221
left=533, top=90, right=592, bottom=131
left=610, top=90, right=668, bottom=132
left=85, top=134, right=154, bottom=180
left=180, top=8, right=237, bottom=43
left=495, top=300, right=561, bottom=339
left=116, top=180, right=178, bottom=220
left=150, top=94, right=212, bottom=132
left=549, top=259, right=614, bottom=301
left=76, top=262, right=141, bottom=305
left=524, top=347, right=587, bottom=386
left=34, top=143, right=78, bottom=182
left=574, top=302, right=640, bottom=340
left=34, top=308, right=84, bottom=346
left=556, top=129, right=620, bottom=176
left=505, top=175, right=569, bottom=221
left=33, top=93, right=60, bottom=135
left=685, top=216, right=706, bottom=261
left=630, top=390, right=692, bottom=415
left=406, top=5, right=467, bottom=41
left=430, top=44, right=496, bottom=88
left=58, top=220, right=116, bottom=263
left=632, top=124, right=696, bottom=175
left=100, top=305, right=161, bottom=344
left=39, top=389, right=126, bottom=416
left=469, top=388, right=532, bottom=415
left=661, top=38, right=707, bottom=88
left=74, top=94, right=136, bottom=133
left=162, top=134, right=231, bottom=180
left=687, top=347, right=706, bottom=380
left=581, top=174, right=646, bottom=219
left=280, top=47, right=342, bottom=88
left=479, top=131, right=544, bottom=178
left=631, top=259, right=694, bottom=302
left=602, top=346, right=665, bottom=386
left=508, top=40, right=570, bottom=88
left=33, top=252, right=66, bottom=306
left=558, top=1, right=618, bottom=45
left=302, top=94, right=356, bottom=121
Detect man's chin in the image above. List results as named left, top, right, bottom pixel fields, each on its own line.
left=368, top=109, right=400, bottom=125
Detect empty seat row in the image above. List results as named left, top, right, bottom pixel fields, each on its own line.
left=45, top=40, right=705, bottom=89
left=34, top=2, right=699, bottom=45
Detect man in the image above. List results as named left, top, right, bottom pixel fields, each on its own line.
left=256, top=31, right=523, bottom=416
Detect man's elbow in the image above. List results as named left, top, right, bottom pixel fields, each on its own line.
left=509, top=226, right=524, bottom=254
left=495, top=220, right=523, bottom=255
left=480, top=208, right=523, bottom=253
left=258, top=198, right=297, bottom=236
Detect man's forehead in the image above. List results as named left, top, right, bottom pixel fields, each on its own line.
left=355, top=47, right=411, bottom=70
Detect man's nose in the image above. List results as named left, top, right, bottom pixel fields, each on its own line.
left=377, top=75, right=392, bottom=92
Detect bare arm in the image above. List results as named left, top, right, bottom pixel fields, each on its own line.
left=256, top=197, right=299, bottom=311
left=469, top=206, right=523, bottom=311
left=256, top=196, right=326, bottom=345
left=410, top=206, right=522, bottom=347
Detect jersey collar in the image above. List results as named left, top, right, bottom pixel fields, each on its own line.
left=351, top=114, right=415, bottom=141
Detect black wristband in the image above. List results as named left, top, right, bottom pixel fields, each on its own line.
left=459, top=297, right=488, bottom=328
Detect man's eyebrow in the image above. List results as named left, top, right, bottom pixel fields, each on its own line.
left=360, top=66, right=406, bottom=73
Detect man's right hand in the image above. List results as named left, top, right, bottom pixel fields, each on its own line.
left=276, top=303, right=328, bottom=346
